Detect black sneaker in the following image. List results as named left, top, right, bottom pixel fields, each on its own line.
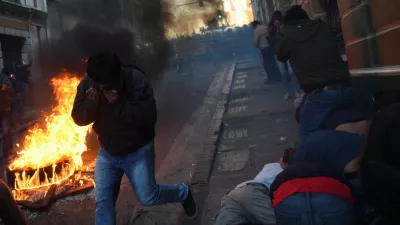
left=182, top=185, right=197, bottom=220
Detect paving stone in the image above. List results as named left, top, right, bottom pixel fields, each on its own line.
left=216, top=149, right=250, bottom=172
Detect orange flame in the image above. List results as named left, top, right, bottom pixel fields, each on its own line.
left=9, top=72, right=90, bottom=194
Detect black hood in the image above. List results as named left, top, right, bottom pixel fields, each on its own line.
left=280, top=19, right=322, bottom=43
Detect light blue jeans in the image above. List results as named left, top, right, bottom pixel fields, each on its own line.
left=95, top=141, right=189, bottom=225
left=275, top=58, right=300, bottom=96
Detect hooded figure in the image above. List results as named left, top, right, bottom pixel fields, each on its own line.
left=276, top=6, right=350, bottom=92
left=277, top=5, right=357, bottom=140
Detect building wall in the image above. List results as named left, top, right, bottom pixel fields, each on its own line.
left=0, top=0, right=48, bottom=82
left=251, top=0, right=268, bottom=25
left=338, top=0, right=400, bottom=76
left=0, top=16, right=31, bottom=69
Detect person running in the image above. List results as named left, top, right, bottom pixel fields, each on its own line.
left=276, top=5, right=355, bottom=139
left=71, top=52, right=197, bottom=225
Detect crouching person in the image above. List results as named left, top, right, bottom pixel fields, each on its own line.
left=277, top=5, right=356, bottom=139
left=270, top=163, right=357, bottom=225
left=215, top=163, right=283, bottom=225
left=71, top=52, right=196, bottom=225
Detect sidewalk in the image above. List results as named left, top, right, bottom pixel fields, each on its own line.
left=189, top=56, right=299, bottom=225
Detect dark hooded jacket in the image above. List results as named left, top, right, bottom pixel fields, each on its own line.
left=71, top=67, right=157, bottom=156
left=361, top=104, right=400, bottom=224
left=276, top=19, right=350, bottom=93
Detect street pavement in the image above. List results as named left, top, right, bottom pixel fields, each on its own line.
left=186, top=54, right=299, bottom=225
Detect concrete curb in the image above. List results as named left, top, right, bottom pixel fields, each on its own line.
left=190, top=60, right=236, bottom=186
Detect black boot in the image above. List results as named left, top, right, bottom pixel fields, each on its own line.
left=182, top=185, right=197, bottom=220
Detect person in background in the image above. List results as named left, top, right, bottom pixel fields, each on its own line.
left=1, top=69, right=19, bottom=129
left=15, top=61, right=29, bottom=109
left=71, top=52, right=197, bottom=225
left=215, top=162, right=282, bottom=225
left=251, top=20, right=281, bottom=84
left=0, top=68, right=14, bottom=181
left=268, top=11, right=301, bottom=100
left=276, top=5, right=355, bottom=140
left=270, top=162, right=357, bottom=225
left=0, top=178, right=27, bottom=225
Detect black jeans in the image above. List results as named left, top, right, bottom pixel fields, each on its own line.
left=261, top=47, right=281, bottom=82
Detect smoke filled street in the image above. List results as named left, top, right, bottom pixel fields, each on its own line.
left=7, top=28, right=253, bottom=225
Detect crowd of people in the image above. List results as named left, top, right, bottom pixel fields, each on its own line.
left=214, top=5, right=399, bottom=225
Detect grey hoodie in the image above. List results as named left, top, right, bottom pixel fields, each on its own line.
left=253, top=25, right=270, bottom=49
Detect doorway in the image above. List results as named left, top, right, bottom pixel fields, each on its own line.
left=0, top=34, right=26, bottom=72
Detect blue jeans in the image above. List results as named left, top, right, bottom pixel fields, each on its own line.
left=300, top=87, right=355, bottom=140
left=276, top=59, right=300, bottom=96
left=275, top=193, right=356, bottom=225
left=261, top=47, right=281, bottom=82
left=95, top=142, right=189, bottom=225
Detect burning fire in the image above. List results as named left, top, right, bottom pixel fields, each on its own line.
left=9, top=72, right=91, bottom=194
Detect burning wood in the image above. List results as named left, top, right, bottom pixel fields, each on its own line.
left=7, top=72, right=93, bottom=202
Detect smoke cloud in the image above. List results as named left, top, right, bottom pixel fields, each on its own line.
left=39, top=0, right=172, bottom=82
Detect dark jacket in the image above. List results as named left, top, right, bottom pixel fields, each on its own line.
left=270, top=162, right=347, bottom=201
left=0, top=72, right=13, bottom=111
left=361, top=104, right=400, bottom=224
left=276, top=19, right=350, bottom=92
left=71, top=67, right=157, bottom=156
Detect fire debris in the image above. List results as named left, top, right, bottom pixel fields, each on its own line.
left=7, top=74, right=95, bottom=209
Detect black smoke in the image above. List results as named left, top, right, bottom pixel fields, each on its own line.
left=39, top=0, right=172, bottom=82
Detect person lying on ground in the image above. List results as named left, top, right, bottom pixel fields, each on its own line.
left=0, top=178, right=27, bottom=225
left=270, top=162, right=358, bottom=225
left=215, top=163, right=283, bottom=225
left=292, top=130, right=364, bottom=172
left=71, top=52, right=197, bottom=225
left=277, top=5, right=358, bottom=140
left=361, top=101, right=400, bottom=225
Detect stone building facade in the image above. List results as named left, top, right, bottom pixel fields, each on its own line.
left=0, top=0, right=48, bottom=81
left=251, top=0, right=326, bottom=25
